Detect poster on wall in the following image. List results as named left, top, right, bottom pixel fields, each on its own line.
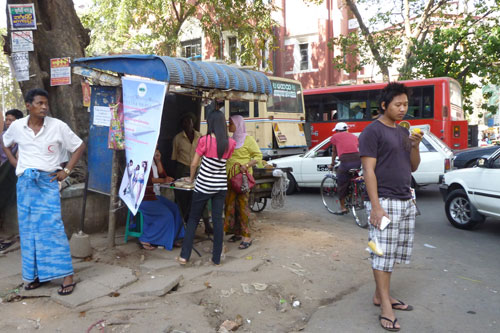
left=8, top=4, right=37, bottom=30
left=50, top=57, right=72, bottom=86
left=118, top=77, right=167, bottom=215
left=11, top=52, right=29, bottom=81
left=11, top=31, right=34, bottom=52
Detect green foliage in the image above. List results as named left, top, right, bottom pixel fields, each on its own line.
left=330, top=0, right=500, bottom=115
left=80, top=0, right=277, bottom=69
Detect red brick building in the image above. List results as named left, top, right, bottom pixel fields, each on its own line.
left=177, top=1, right=355, bottom=90
left=270, top=0, right=355, bottom=89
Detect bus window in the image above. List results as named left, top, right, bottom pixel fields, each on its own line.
left=407, top=87, right=422, bottom=118
left=331, top=91, right=369, bottom=121
left=268, top=80, right=303, bottom=113
left=405, top=86, right=434, bottom=119
left=229, top=101, right=249, bottom=117
left=449, top=81, right=463, bottom=108
left=422, top=86, right=433, bottom=118
left=305, top=94, right=336, bottom=121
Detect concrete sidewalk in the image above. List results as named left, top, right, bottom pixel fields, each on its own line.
left=0, top=230, right=263, bottom=310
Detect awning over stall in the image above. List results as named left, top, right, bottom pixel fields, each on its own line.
left=73, top=54, right=272, bottom=96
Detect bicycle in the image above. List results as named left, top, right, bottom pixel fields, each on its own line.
left=320, top=168, right=369, bottom=228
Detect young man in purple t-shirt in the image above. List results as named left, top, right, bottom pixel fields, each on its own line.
left=359, top=82, right=423, bottom=332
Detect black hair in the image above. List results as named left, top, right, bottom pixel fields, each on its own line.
left=25, top=88, right=49, bottom=103
left=5, top=109, right=24, bottom=119
left=206, top=110, right=229, bottom=159
left=378, top=82, right=410, bottom=114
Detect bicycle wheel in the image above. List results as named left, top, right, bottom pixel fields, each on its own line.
left=250, top=197, right=267, bottom=212
left=321, top=175, right=342, bottom=214
left=351, top=181, right=369, bottom=228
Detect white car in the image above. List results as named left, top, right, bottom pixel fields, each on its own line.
left=439, top=148, right=500, bottom=229
left=271, top=126, right=453, bottom=194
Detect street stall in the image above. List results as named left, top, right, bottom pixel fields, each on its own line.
left=71, top=54, right=274, bottom=246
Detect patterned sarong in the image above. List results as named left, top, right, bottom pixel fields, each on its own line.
left=17, top=169, right=74, bottom=282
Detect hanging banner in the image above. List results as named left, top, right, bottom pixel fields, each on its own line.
left=108, top=102, right=125, bottom=150
left=50, top=57, right=72, bottom=86
left=11, top=31, right=34, bottom=52
left=8, top=4, right=37, bottom=30
left=11, top=52, right=29, bottom=82
left=118, top=77, right=167, bottom=215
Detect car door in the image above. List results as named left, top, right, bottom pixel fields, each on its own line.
left=468, top=151, right=500, bottom=216
left=411, top=137, right=442, bottom=185
left=300, top=140, right=333, bottom=187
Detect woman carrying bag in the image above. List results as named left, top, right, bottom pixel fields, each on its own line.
left=224, top=115, right=263, bottom=250
left=177, top=110, right=236, bottom=266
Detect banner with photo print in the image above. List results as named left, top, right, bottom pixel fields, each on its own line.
left=118, top=77, right=167, bottom=215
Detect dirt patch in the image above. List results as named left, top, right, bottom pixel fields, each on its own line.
left=0, top=207, right=372, bottom=332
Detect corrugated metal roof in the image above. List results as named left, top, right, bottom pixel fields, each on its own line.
left=73, top=54, right=272, bottom=95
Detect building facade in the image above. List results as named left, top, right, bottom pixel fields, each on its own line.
left=177, top=0, right=353, bottom=90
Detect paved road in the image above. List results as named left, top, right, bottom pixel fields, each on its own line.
left=286, top=185, right=500, bottom=332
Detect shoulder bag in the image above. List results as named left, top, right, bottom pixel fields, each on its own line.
left=230, top=162, right=255, bottom=194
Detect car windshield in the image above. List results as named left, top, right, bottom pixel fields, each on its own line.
left=425, top=131, right=451, bottom=153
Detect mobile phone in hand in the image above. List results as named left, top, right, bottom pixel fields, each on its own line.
left=380, top=216, right=391, bottom=230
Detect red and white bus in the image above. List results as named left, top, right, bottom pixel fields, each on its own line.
left=304, top=77, right=467, bottom=149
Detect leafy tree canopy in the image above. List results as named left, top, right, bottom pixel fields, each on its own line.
left=80, top=0, right=277, bottom=68
left=330, top=0, right=500, bottom=115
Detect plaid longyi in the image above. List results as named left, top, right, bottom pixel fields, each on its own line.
left=365, top=198, right=416, bottom=272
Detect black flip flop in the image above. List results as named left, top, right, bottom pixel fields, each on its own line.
left=379, top=316, right=400, bottom=332
left=25, top=278, right=46, bottom=290
left=228, top=235, right=242, bottom=243
left=0, top=241, right=13, bottom=251
left=58, top=282, right=76, bottom=296
left=333, top=210, right=349, bottom=215
left=374, top=299, right=414, bottom=311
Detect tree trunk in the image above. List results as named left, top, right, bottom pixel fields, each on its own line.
left=4, top=0, right=90, bottom=163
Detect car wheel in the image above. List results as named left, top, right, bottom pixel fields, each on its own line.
left=465, top=159, right=478, bottom=168
left=286, top=172, right=297, bottom=195
left=444, top=189, right=485, bottom=229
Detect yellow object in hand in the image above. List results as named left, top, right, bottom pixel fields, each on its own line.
left=412, top=128, right=421, bottom=135
left=368, top=238, right=384, bottom=256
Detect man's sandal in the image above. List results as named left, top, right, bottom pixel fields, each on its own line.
left=379, top=316, right=400, bottom=332
left=58, top=282, right=76, bottom=296
left=24, top=278, right=46, bottom=290
left=374, top=299, right=413, bottom=311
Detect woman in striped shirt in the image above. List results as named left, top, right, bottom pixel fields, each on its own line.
left=177, top=110, right=236, bottom=266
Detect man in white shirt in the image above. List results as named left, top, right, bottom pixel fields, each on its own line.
left=2, top=88, right=86, bottom=296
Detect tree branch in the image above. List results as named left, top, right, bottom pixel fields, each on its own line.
left=345, top=0, right=390, bottom=80
left=402, top=0, right=411, bottom=37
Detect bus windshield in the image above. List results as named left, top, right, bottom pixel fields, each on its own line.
left=267, top=79, right=304, bottom=113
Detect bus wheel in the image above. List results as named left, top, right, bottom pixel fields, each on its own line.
left=286, top=172, right=297, bottom=195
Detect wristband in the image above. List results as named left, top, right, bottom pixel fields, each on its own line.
left=63, top=168, right=71, bottom=175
